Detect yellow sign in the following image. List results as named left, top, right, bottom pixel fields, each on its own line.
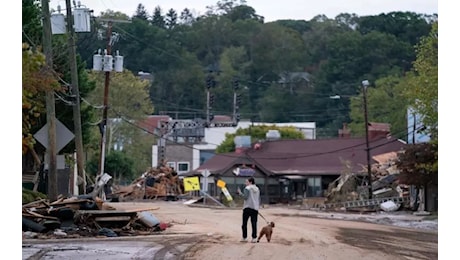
left=221, top=187, right=233, bottom=201
left=217, top=179, right=226, bottom=188
left=183, top=177, right=200, bottom=192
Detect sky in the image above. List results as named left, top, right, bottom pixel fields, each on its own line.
left=50, top=0, right=438, bottom=22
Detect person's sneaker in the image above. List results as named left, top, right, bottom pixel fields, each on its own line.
left=240, top=238, right=248, bottom=242
left=251, top=238, right=257, bottom=243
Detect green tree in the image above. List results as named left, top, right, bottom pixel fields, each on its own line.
left=396, top=142, right=437, bottom=187
left=86, top=150, right=136, bottom=184
left=216, top=125, right=304, bottom=153
left=357, top=12, right=435, bottom=46
left=22, top=43, right=60, bottom=154
left=403, top=22, right=438, bottom=140
left=22, top=0, right=42, bottom=46
left=85, top=69, right=154, bottom=166
left=134, top=3, right=149, bottom=20
left=165, top=8, right=178, bottom=29
left=348, top=75, right=408, bottom=139
left=225, top=4, right=263, bottom=22
left=179, top=8, right=195, bottom=25
left=151, top=6, right=165, bottom=28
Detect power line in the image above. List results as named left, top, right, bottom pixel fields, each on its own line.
left=109, top=107, right=423, bottom=162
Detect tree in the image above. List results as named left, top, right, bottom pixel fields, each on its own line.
left=216, top=125, right=304, bottom=153
left=403, top=22, right=438, bottom=140
left=151, top=6, right=165, bottom=28
left=134, top=3, right=149, bottom=20
left=179, top=8, right=195, bottom=25
left=348, top=75, right=408, bottom=139
left=357, top=12, right=434, bottom=46
left=22, top=43, right=60, bottom=154
left=86, top=150, right=136, bottom=184
left=98, top=10, right=130, bottom=20
left=396, top=142, right=437, bottom=188
left=165, top=8, right=178, bottom=29
left=22, top=0, right=42, bottom=46
left=87, top=70, right=154, bottom=120
left=85, top=69, right=154, bottom=169
left=225, top=4, right=263, bottom=22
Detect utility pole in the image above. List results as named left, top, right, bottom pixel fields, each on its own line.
left=98, top=20, right=113, bottom=178
left=41, top=0, right=58, bottom=201
left=362, top=80, right=372, bottom=200
left=65, top=0, right=86, bottom=194
left=412, top=112, right=416, bottom=144
left=232, top=77, right=240, bottom=126
left=93, top=18, right=128, bottom=184
left=205, top=74, right=214, bottom=126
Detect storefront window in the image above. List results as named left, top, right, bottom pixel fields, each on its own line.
left=307, top=177, right=322, bottom=197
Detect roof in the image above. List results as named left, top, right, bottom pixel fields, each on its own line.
left=278, top=72, right=311, bottom=83
left=137, top=115, right=170, bottom=133
left=191, top=136, right=406, bottom=176
left=369, top=122, right=390, bottom=132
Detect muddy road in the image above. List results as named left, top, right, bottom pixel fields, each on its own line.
left=22, top=201, right=438, bottom=259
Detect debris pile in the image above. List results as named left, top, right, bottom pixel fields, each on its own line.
left=112, top=165, right=185, bottom=201
left=22, top=196, right=171, bottom=239
left=325, top=152, right=409, bottom=210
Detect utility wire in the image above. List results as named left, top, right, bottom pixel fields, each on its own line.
left=109, top=107, right=425, bottom=161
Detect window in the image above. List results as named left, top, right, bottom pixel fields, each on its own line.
left=177, top=162, right=189, bottom=172
left=306, top=177, right=322, bottom=197
left=166, top=162, right=176, bottom=170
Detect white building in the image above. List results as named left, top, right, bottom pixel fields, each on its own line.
left=152, top=119, right=316, bottom=173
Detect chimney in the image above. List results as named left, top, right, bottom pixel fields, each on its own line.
left=338, top=123, right=351, bottom=138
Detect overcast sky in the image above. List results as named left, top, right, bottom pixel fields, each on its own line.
left=51, top=0, right=438, bottom=22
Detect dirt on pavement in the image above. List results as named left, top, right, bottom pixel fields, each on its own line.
left=135, top=200, right=438, bottom=260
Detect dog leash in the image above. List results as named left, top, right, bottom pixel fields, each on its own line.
left=258, top=211, right=270, bottom=224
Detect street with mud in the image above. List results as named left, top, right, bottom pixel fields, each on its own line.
left=22, top=201, right=438, bottom=259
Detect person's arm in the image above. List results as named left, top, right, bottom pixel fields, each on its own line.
left=243, top=188, right=249, bottom=200
left=238, top=186, right=249, bottom=200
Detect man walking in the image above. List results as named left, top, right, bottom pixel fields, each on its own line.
left=238, top=177, right=260, bottom=243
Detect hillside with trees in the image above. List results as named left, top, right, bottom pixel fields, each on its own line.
left=22, top=0, right=437, bottom=184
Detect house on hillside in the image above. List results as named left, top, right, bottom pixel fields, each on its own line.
left=277, top=72, right=311, bottom=94
left=185, top=129, right=407, bottom=204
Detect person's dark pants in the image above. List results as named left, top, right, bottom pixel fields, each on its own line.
left=242, top=207, right=258, bottom=239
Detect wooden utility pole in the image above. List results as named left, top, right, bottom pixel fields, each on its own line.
left=65, top=0, right=86, bottom=194
left=362, top=80, right=372, bottom=200
left=98, top=21, right=113, bottom=177
left=41, top=0, right=58, bottom=201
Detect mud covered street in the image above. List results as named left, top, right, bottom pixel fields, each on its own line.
left=22, top=201, right=438, bottom=259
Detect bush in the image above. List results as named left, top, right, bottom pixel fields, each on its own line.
left=22, top=188, right=47, bottom=204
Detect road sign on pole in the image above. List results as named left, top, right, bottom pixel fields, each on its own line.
left=34, top=119, right=75, bottom=153
left=183, top=177, right=200, bottom=192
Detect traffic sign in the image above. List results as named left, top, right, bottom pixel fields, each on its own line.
left=34, top=119, right=75, bottom=153
left=217, top=180, right=226, bottom=188
left=221, top=187, right=233, bottom=201
left=201, top=169, right=211, bottom=177
left=183, top=177, right=200, bottom=192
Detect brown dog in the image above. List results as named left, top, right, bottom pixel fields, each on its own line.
left=257, top=222, right=275, bottom=243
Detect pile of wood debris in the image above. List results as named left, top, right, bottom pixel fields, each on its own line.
left=22, top=196, right=171, bottom=239
left=325, top=152, right=409, bottom=209
left=111, top=165, right=185, bottom=201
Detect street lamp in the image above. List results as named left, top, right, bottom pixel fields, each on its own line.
left=362, top=80, right=373, bottom=200
left=329, top=82, right=373, bottom=200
